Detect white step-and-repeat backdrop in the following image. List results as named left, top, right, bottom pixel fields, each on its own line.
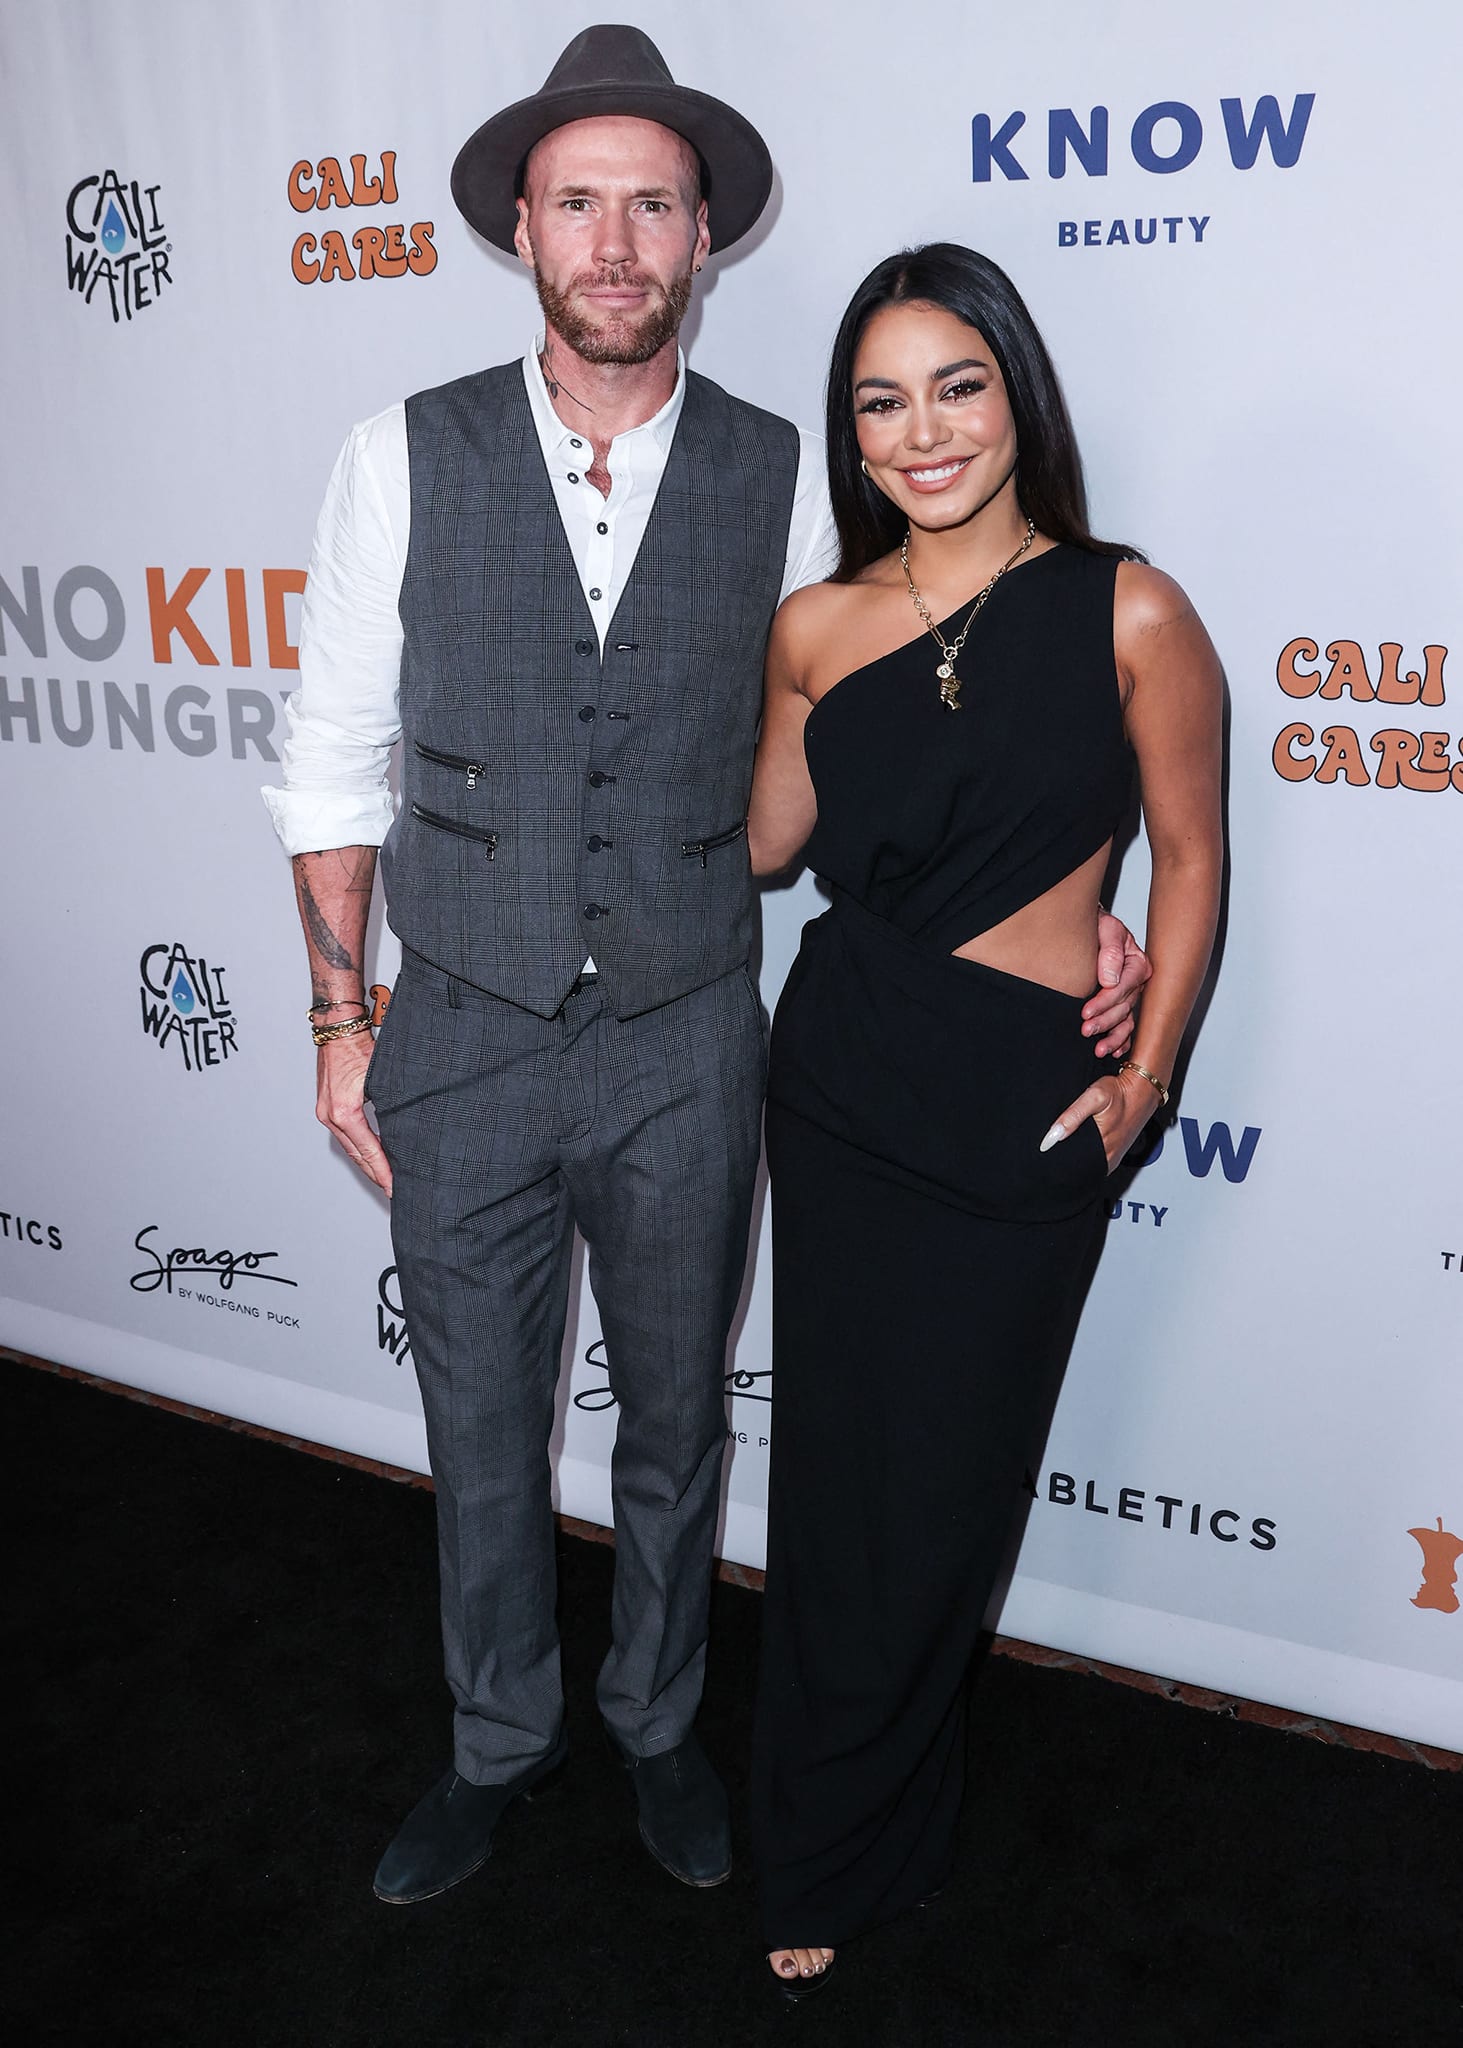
left=2, top=0, right=1458, bottom=1750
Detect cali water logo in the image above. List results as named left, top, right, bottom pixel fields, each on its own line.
left=65, top=170, right=172, bottom=323
left=139, top=942, right=237, bottom=1072
left=377, top=1265, right=412, bottom=1368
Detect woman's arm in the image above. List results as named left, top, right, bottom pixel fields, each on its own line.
left=1119, top=563, right=1225, bottom=1088
left=748, top=594, right=821, bottom=876
left=1045, top=562, right=1224, bottom=1166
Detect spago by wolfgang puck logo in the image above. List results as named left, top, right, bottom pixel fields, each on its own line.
left=66, top=170, right=173, bottom=322
left=573, top=1336, right=773, bottom=1429
left=139, top=941, right=237, bottom=1071
left=129, top=1224, right=299, bottom=1328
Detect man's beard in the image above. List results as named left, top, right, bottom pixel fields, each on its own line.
left=535, top=264, right=694, bottom=365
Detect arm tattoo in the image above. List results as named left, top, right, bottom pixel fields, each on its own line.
left=333, top=846, right=377, bottom=894
left=297, top=868, right=356, bottom=972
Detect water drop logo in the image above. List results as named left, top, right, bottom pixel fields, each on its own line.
left=65, top=169, right=173, bottom=323
left=139, top=940, right=237, bottom=1074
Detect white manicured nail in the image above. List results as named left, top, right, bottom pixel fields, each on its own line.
left=1039, top=1123, right=1068, bottom=1153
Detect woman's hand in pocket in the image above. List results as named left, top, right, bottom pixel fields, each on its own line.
left=1040, top=1066, right=1162, bottom=1172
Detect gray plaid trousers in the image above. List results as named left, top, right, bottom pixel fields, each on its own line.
left=367, top=950, right=766, bottom=1782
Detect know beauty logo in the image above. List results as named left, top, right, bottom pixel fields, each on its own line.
left=969, top=90, right=1316, bottom=252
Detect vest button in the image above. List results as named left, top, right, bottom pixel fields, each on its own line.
left=587, top=769, right=616, bottom=788
left=582, top=903, right=606, bottom=920
left=586, top=835, right=607, bottom=852
left=575, top=638, right=593, bottom=656
left=578, top=705, right=596, bottom=722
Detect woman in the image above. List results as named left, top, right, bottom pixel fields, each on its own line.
left=747, top=244, right=1223, bottom=1997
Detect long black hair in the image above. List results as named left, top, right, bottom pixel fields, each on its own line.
left=825, top=242, right=1142, bottom=581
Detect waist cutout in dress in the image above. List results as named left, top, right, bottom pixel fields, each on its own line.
left=768, top=892, right=1112, bottom=1223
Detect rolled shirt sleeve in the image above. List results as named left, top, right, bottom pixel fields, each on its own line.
left=260, top=405, right=408, bottom=856
left=780, top=429, right=840, bottom=602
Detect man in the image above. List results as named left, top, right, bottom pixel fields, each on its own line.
left=263, top=25, right=1146, bottom=1907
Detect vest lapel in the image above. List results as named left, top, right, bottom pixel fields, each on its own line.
left=496, top=373, right=596, bottom=643
left=604, top=381, right=700, bottom=646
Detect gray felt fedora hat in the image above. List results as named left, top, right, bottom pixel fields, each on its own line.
left=451, top=24, right=774, bottom=254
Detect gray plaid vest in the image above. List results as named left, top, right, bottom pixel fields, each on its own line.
left=382, top=362, right=800, bottom=1018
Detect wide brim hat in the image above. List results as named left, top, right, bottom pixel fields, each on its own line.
left=451, top=24, right=773, bottom=254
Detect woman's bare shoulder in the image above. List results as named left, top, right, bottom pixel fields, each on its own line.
left=772, top=575, right=890, bottom=662
left=1114, top=559, right=1198, bottom=636
left=1114, top=558, right=1221, bottom=706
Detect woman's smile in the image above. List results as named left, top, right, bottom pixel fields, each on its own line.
left=899, top=454, right=976, bottom=490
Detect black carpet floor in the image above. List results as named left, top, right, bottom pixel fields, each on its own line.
left=9, top=1358, right=1459, bottom=2047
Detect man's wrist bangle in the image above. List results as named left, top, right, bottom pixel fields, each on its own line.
left=312, top=1014, right=375, bottom=1047
left=308, top=999, right=368, bottom=1019
left=1119, top=1060, right=1170, bottom=1108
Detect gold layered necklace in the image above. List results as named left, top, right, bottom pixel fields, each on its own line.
left=900, top=516, right=1036, bottom=710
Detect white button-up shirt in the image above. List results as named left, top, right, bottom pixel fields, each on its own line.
left=262, top=343, right=839, bottom=857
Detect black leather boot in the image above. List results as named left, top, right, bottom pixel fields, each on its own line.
left=372, top=1732, right=568, bottom=1904
left=609, top=1729, right=731, bottom=1887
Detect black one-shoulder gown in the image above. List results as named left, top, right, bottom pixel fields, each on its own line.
left=753, top=546, right=1134, bottom=1948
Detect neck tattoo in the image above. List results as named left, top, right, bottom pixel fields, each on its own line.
left=539, top=348, right=594, bottom=417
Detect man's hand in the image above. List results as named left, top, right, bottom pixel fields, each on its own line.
left=1083, top=910, right=1152, bottom=1060
left=316, top=1030, right=392, bottom=1193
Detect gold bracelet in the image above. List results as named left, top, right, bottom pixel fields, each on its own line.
left=1119, top=1060, right=1170, bottom=1109
left=312, top=1015, right=375, bottom=1047
left=307, top=999, right=368, bottom=1019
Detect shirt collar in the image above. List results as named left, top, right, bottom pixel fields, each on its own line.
left=521, top=336, right=685, bottom=458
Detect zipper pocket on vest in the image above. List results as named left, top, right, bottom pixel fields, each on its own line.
left=411, top=802, right=498, bottom=859
left=415, top=741, right=486, bottom=790
left=681, top=820, right=747, bottom=867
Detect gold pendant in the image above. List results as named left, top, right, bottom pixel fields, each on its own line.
left=937, top=661, right=961, bottom=711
